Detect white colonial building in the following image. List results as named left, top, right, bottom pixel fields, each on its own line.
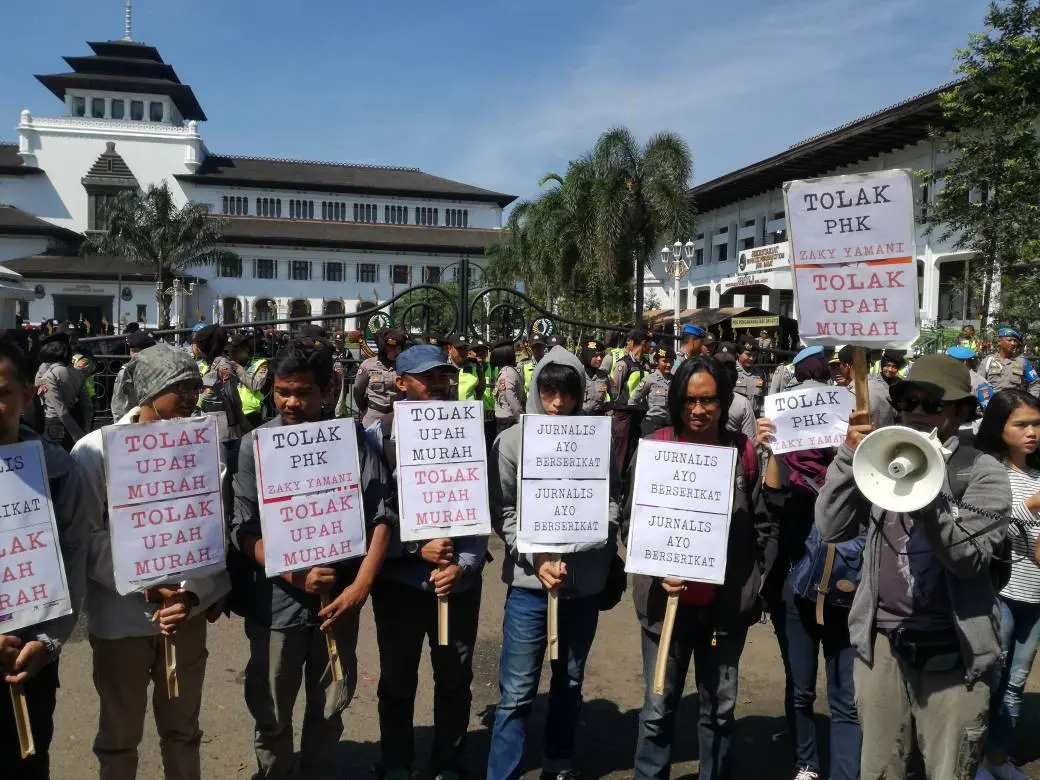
left=645, top=84, right=984, bottom=329
left=0, top=34, right=514, bottom=331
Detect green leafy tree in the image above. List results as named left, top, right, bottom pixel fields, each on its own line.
left=82, top=181, right=239, bottom=327
left=922, top=0, right=1040, bottom=328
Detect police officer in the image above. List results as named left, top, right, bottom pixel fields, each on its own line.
left=980, top=327, right=1040, bottom=397
left=518, top=334, right=547, bottom=394
left=676, top=323, right=705, bottom=365
left=491, top=340, right=525, bottom=433
left=580, top=339, right=610, bottom=415
left=354, top=327, right=405, bottom=426
left=734, top=340, right=764, bottom=410
left=630, top=345, right=674, bottom=435
left=873, top=350, right=907, bottom=386
left=449, top=336, right=485, bottom=402
left=609, top=327, right=652, bottom=478
left=229, top=333, right=271, bottom=428
left=947, top=345, right=995, bottom=411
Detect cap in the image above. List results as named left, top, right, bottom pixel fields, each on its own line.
left=126, top=330, right=157, bottom=350
left=395, top=345, right=456, bottom=376
left=946, top=345, right=976, bottom=360
left=583, top=339, right=604, bottom=352
left=529, top=333, right=547, bottom=346
left=792, top=346, right=824, bottom=365
left=471, top=338, right=489, bottom=350
left=424, top=333, right=448, bottom=348
left=895, top=354, right=972, bottom=401
left=547, top=334, right=567, bottom=348
left=376, top=327, right=405, bottom=347
left=682, top=324, right=705, bottom=338
left=716, top=341, right=736, bottom=355
left=738, top=341, right=757, bottom=354
left=654, top=345, right=676, bottom=360
left=998, top=327, right=1022, bottom=339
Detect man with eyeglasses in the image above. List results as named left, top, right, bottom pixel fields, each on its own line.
left=980, top=327, right=1039, bottom=398
left=815, top=354, right=1012, bottom=779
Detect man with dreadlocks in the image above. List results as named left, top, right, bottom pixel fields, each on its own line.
left=354, top=328, right=405, bottom=427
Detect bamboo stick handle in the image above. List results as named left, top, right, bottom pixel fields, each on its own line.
left=547, top=555, right=562, bottom=661
left=437, top=596, right=449, bottom=646
left=320, top=594, right=344, bottom=682
left=653, top=593, right=680, bottom=696
left=852, top=347, right=870, bottom=414
left=10, top=683, right=35, bottom=758
left=164, top=633, right=180, bottom=699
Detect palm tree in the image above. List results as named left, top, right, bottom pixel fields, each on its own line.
left=82, top=181, right=239, bottom=327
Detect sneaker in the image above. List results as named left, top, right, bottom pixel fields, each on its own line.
left=793, top=769, right=821, bottom=780
left=540, top=771, right=580, bottom=780
left=983, top=760, right=1030, bottom=780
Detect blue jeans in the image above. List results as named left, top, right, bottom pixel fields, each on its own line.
left=989, top=597, right=1040, bottom=754
left=486, top=587, right=600, bottom=780
left=782, top=598, right=860, bottom=780
left=633, top=606, right=748, bottom=780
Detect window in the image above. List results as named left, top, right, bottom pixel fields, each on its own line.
left=678, top=289, right=689, bottom=310
left=149, top=101, right=164, bottom=122
left=322, top=202, right=346, bottom=221
left=743, top=218, right=755, bottom=227
left=368, top=204, right=376, bottom=222
left=445, top=208, right=469, bottom=227
left=289, top=199, right=314, bottom=219
left=254, top=258, right=276, bottom=279
left=741, top=237, right=754, bottom=250
left=719, top=291, right=735, bottom=307
left=384, top=205, right=390, bottom=224
left=353, top=203, right=378, bottom=223
left=224, top=196, right=248, bottom=216
left=694, top=248, right=704, bottom=266
left=136, top=304, right=147, bottom=323
left=130, top=100, right=144, bottom=121
left=423, top=265, right=441, bottom=284
left=90, top=192, right=125, bottom=231
left=217, top=257, right=243, bottom=278
left=290, top=261, right=311, bottom=281
left=695, top=290, right=710, bottom=308
left=17, top=300, right=29, bottom=320
left=743, top=294, right=762, bottom=309
left=695, top=233, right=704, bottom=240
left=417, top=206, right=439, bottom=226
left=772, top=211, right=785, bottom=220
left=111, top=99, right=125, bottom=120
left=324, top=262, right=344, bottom=282
left=717, top=243, right=728, bottom=262
left=392, top=265, right=410, bottom=284
left=92, top=98, right=105, bottom=118
left=358, top=263, right=378, bottom=283
left=222, top=196, right=228, bottom=214
left=385, top=205, right=408, bottom=225
left=919, top=184, right=929, bottom=222
left=72, top=96, right=86, bottom=117
left=778, top=290, right=794, bottom=319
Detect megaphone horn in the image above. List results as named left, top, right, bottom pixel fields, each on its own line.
left=851, top=426, right=947, bottom=513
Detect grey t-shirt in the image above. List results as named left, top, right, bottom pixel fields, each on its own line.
left=876, top=510, right=952, bottom=630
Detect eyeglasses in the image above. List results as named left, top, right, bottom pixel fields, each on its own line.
left=684, top=395, right=720, bottom=409
left=894, top=395, right=946, bottom=415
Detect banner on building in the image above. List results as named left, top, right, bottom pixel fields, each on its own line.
left=517, top=415, right=611, bottom=552
left=104, top=416, right=225, bottom=594
left=0, top=441, right=72, bottom=632
left=625, top=439, right=736, bottom=584
left=395, top=400, right=491, bottom=542
left=737, top=241, right=790, bottom=274
left=763, top=385, right=851, bottom=453
left=784, top=169, right=919, bottom=348
left=731, top=316, right=781, bottom=329
left=255, top=419, right=367, bottom=577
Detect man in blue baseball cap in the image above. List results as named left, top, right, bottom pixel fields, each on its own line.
left=980, top=327, right=1039, bottom=397
left=947, top=345, right=995, bottom=411
left=677, top=323, right=705, bottom=363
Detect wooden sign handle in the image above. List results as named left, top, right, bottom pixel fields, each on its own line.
left=10, top=683, right=35, bottom=759
left=653, top=593, right=680, bottom=696
left=164, top=632, right=180, bottom=700
left=852, top=347, right=870, bottom=415
left=320, top=594, right=344, bottom=682
left=547, top=555, right=561, bottom=661
left=437, top=596, right=449, bottom=646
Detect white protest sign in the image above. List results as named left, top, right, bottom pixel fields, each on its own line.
left=625, top=439, right=736, bottom=584
left=103, top=416, right=225, bottom=595
left=784, top=169, right=919, bottom=347
left=255, top=419, right=367, bottom=577
left=395, top=400, right=491, bottom=542
left=517, top=415, right=611, bottom=551
left=0, top=441, right=72, bottom=632
left=764, top=385, right=851, bottom=454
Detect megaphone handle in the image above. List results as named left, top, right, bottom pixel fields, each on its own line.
left=852, top=348, right=870, bottom=414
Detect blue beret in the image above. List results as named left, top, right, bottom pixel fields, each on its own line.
left=682, top=324, right=705, bottom=338
left=998, top=327, right=1021, bottom=339
left=946, top=345, right=976, bottom=360
left=792, top=346, right=824, bottom=365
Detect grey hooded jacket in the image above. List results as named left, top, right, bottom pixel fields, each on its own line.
left=490, top=346, right=620, bottom=598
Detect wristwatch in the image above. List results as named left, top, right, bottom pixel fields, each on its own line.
left=404, top=541, right=422, bottom=558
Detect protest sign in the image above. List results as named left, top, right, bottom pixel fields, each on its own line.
left=763, top=385, right=851, bottom=454
left=517, top=415, right=611, bottom=551
left=0, top=441, right=71, bottom=633
left=625, top=439, right=736, bottom=584
left=784, top=169, right=919, bottom=348
left=104, top=416, right=224, bottom=595
left=255, top=419, right=366, bottom=578
left=395, top=400, right=491, bottom=542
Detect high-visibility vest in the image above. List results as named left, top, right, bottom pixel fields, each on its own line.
left=521, top=360, right=536, bottom=393
left=483, top=365, right=497, bottom=412
left=196, top=360, right=209, bottom=408
left=458, top=365, right=480, bottom=401
left=73, top=352, right=96, bottom=398
left=237, top=358, right=267, bottom=415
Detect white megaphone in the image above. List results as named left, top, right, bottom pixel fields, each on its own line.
left=851, top=425, right=947, bottom=512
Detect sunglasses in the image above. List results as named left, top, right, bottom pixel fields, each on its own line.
left=894, top=395, right=946, bottom=415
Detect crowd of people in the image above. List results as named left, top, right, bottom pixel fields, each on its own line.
left=0, top=315, right=1039, bottom=780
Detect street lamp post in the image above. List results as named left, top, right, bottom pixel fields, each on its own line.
left=660, top=240, right=694, bottom=336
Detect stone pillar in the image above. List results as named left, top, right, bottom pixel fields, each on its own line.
left=309, top=297, right=324, bottom=326
left=276, top=298, right=290, bottom=331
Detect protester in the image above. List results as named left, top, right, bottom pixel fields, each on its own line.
left=836, top=346, right=897, bottom=428
left=630, top=345, right=674, bottom=436
left=0, top=338, right=87, bottom=779
left=974, top=390, right=1040, bottom=780
left=609, top=328, right=652, bottom=480
left=815, top=354, right=1012, bottom=779
left=354, top=328, right=405, bottom=427
left=492, top=340, right=525, bottom=434
left=626, top=357, right=775, bottom=780
left=981, top=328, right=1039, bottom=397
left=35, top=332, right=92, bottom=449
left=486, top=345, right=620, bottom=780
left=579, top=339, right=610, bottom=415
left=71, top=344, right=230, bottom=780
left=368, top=345, right=487, bottom=780
left=228, top=341, right=395, bottom=779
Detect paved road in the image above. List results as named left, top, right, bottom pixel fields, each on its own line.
left=47, top=538, right=1040, bottom=779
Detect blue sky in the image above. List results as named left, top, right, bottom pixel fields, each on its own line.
left=0, top=0, right=988, bottom=201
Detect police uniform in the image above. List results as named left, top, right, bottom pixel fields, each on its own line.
left=610, top=342, right=650, bottom=475
left=946, top=345, right=995, bottom=411
left=518, top=334, right=547, bottom=394
left=354, top=329, right=405, bottom=427
left=981, top=350, right=1040, bottom=397
left=630, top=366, right=671, bottom=436
left=493, top=364, right=525, bottom=433
left=581, top=339, right=611, bottom=416
left=734, top=344, right=763, bottom=409
left=769, top=362, right=797, bottom=394
left=676, top=323, right=705, bottom=366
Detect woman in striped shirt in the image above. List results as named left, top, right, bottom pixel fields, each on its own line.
left=975, top=389, right=1040, bottom=780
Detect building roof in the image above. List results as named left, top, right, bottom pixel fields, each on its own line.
left=35, top=39, right=207, bottom=121
left=218, top=216, right=503, bottom=255
left=178, top=156, right=517, bottom=207
left=691, top=83, right=952, bottom=213
left=3, top=252, right=164, bottom=281
left=0, top=144, right=43, bottom=176
left=0, top=205, right=83, bottom=242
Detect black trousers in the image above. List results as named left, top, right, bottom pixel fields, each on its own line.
left=372, top=578, right=482, bottom=775
left=0, top=661, right=59, bottom=780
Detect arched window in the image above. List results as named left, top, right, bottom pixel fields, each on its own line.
left=433, top=208, right=438, bottom=226
left=354, top=203, right=360, bottom=221
left=463, top=209, right=468, bottom=227
left=276, top=199, right=282, bottom=217
left=289, top=299, right=311, bottom=319
left=308, top=201, right=314, bottom=219
left=322, top=201, right=328, bottom=220
left=222, top=196, right=228, bottom=214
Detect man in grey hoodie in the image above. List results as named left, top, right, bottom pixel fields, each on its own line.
left=815, top=354, right=1012, bottom=780
left=486, top=346, right=620, bottom=780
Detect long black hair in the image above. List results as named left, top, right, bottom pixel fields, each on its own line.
left=667, top=356, right=733, bottom=439
left=976, top=389, right=1040, bottom=470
